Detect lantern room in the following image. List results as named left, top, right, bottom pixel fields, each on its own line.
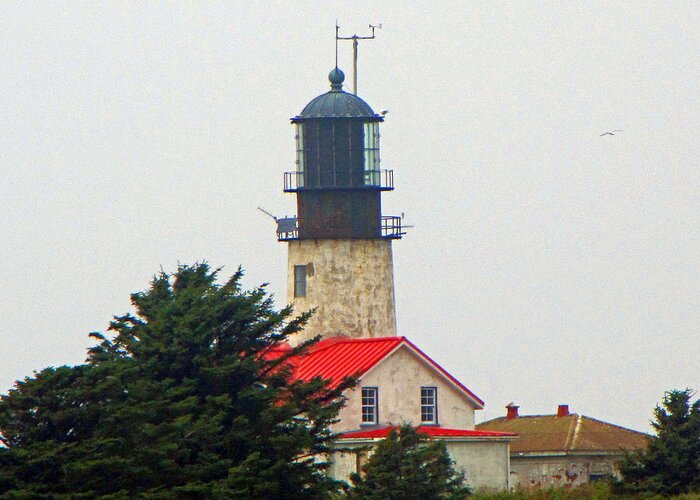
left=280, top=68, right=402, bottom=241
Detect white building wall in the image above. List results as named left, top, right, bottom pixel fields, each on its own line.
left=328, top=440, right=512, bottom=492
left=333, top=345, right=478, bottom=433
left=326, top=446, right=363, bottom=483
left=447, top=441, right=511, bottom=491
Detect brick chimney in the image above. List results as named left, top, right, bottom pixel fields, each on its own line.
left=557, top=404, right=570, bottom=417
left=506, top=402, right=519, bottom=420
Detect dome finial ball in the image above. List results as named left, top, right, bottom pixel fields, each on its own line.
left=329, top=67, right=345, bottom=85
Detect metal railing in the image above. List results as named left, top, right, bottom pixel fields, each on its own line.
left=380, top=216, right=403, bottom=239
left=276, top=217, right=298, bottom=241
left=365, top=170, right=394, bottom=190
left=283, top=169, right=394, bottom=192
left=283, top=171, right=304, bottom=192
left=276, top=216, right=403, bottom=241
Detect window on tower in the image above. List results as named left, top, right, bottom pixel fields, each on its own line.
left=294, top=265, right=307, bottom=298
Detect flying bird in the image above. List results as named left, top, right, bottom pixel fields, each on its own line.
left=600, top=129, right=623, bottom=136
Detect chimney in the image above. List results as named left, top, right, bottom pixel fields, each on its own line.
left=506, top=402, right=519, bottom=420
left=557, top=404, right=570, bottom=417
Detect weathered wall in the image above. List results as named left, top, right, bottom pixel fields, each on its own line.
left=333, top=345, right=478, bottom=433
left=510, top=455, right=623, bottom=489
left=326, top=446, right=363, bottom=483
left=287, top=239, right=396, bottom=344
left=447, top=440, right=511, bottom=491
left=328, top=440, right=512, bottom=492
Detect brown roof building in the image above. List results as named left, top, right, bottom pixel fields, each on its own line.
left=477, top=404, right=650, bottom=489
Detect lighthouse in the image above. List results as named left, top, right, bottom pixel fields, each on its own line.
left=277, top=67, right=403, bottom=344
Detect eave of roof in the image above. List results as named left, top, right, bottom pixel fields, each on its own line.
left=399, top=337, right=485, bottom=407
left=338, top=425, right=517, bottom=440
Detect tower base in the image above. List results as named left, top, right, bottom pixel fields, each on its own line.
left=287, top=239, right=397, bottom=345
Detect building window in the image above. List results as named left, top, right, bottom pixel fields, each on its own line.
left=294, top=265, right=306, bottom=297
left=421, top=387, right=437, bottom=424
left=361, top=387, right=378, bottom=424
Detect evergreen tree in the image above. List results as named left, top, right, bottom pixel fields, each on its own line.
left=348, top=425, right=470, bottom=500
left=618, top=388, right=700, bottom=495
left=0, top=263, right=351, bottom=498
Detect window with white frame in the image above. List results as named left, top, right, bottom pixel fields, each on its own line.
left=421, top=387, right=437, bottom=424
left=361, top=387, right=378, bottom=424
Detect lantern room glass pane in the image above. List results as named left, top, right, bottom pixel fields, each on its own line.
left=363, top=122, right=380, bottom=186
left=295, top=124, right=304, bottom=188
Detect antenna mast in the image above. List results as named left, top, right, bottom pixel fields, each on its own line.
left=336, top=22, right=382, bottom=95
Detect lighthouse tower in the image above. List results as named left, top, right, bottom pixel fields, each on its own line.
left=278, top=68, right=402, bottom=344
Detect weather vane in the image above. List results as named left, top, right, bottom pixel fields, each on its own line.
left=335, top=22, right=382, bottom=95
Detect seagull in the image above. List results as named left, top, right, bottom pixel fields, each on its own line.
left=600, top=129, right=623, bottom=136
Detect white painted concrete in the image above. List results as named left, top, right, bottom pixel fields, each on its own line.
left=287, top=238, right=396, bottom=344
left=328, top=439, right=512, bottom=492
left=447, top=440, right=512, bottom=491
left=332, top=345, right=479, bottom=433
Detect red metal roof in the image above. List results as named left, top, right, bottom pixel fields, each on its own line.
left=267, top=336, right=484, bottom=407
left=294, top=337, right=405, bottom=389
left=338, top=425, right=517, bottom=440
left=265, top=337, right=403, bottom=389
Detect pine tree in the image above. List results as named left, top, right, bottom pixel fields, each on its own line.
left=618, top=388, right=700, bottom=495
left=348, top=425, right=471, bottom=499
left=0, top=263, right=351, bottom=498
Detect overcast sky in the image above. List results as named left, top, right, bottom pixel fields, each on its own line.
left=1, top=2, right=698, bottom=433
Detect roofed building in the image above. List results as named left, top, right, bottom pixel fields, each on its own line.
left=271, top=336, right=517, bottom=490
left=476, top=403, right=650, bottom=489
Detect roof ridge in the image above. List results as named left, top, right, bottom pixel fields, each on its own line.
left=305, top=336, right=403, bottom=356
left=577, top=415, right=652, bottom=436
left=563, top=415, right=575, bottom=450
left=330, top=336, right=403, bottom=343
left=479, top=414, right=579, bottom=424
left=294, top=337, right=349, bottom=357
left=569, top=414, right=583, bottom=450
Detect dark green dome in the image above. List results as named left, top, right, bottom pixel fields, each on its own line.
left=292, top=68, right=382, bottom=121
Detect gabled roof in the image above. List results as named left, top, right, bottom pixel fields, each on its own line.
left=339, top=425, right=517, bottom=440
left=268, top=336, right=484, bottom=407
left=476, top=414, right=650, bottom=453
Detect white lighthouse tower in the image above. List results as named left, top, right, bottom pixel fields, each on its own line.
left=277, top=67, right=403, bottom=344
